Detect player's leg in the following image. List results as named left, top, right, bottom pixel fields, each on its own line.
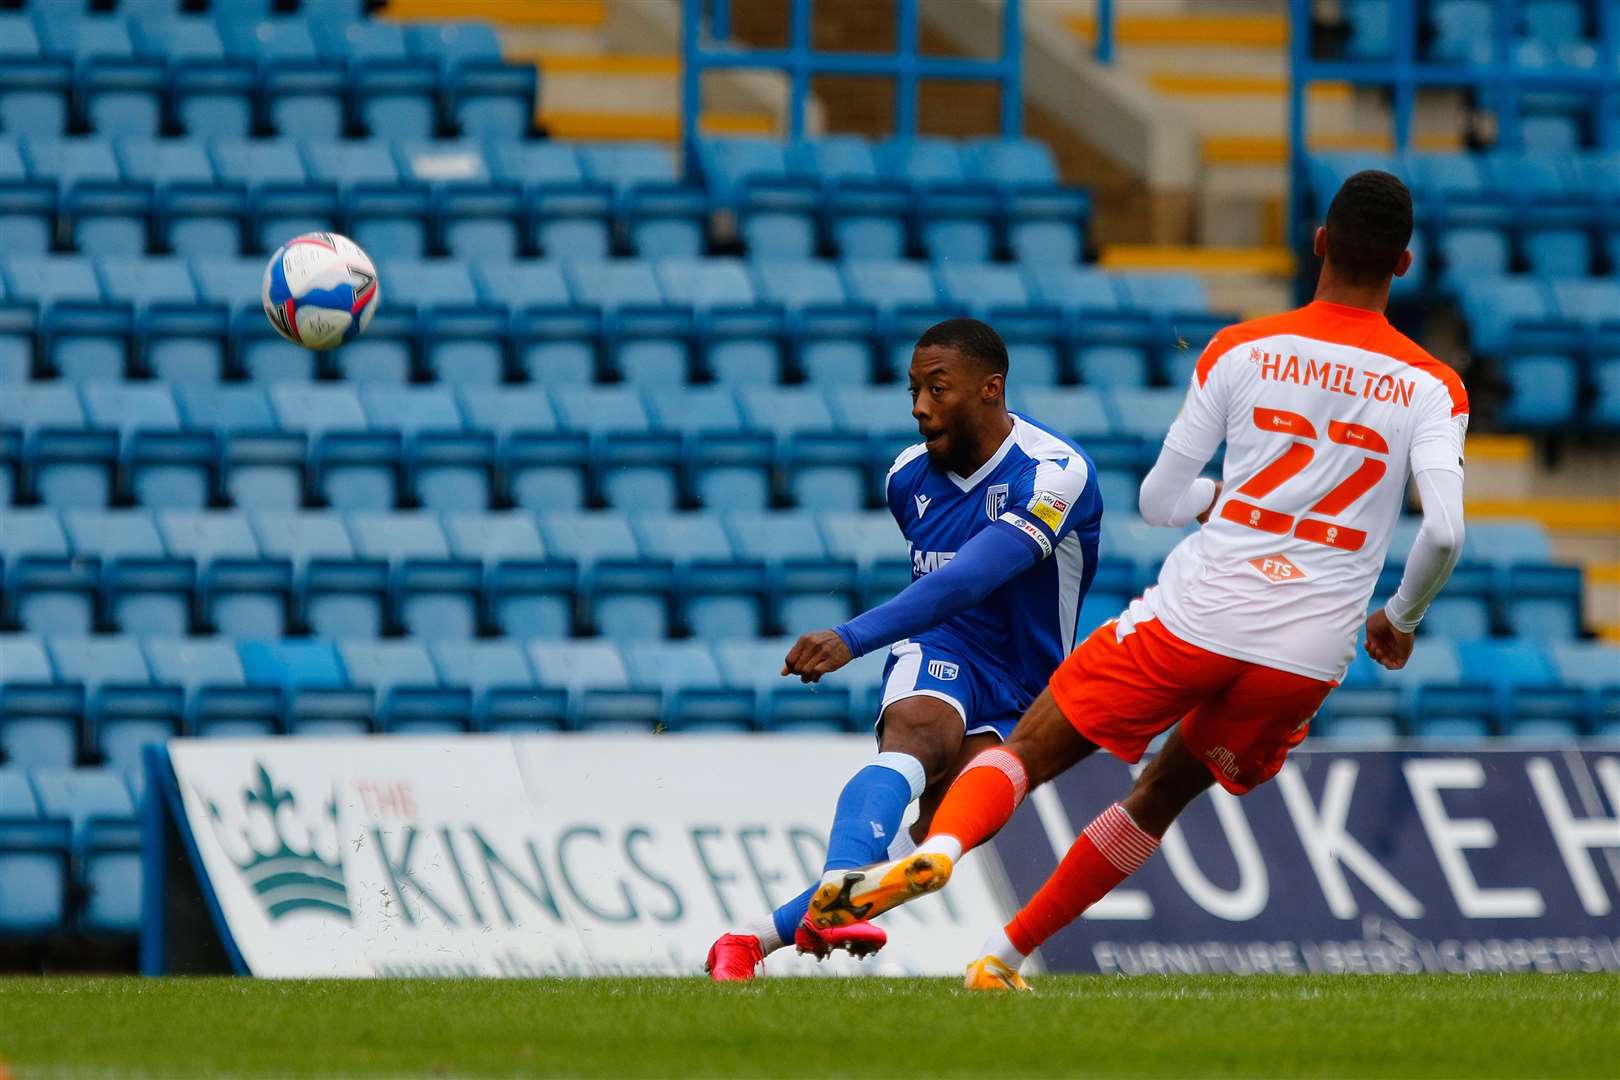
left=907, top=729, right=1004, bottom=844
left=972, top=660, right=1333, bottom=985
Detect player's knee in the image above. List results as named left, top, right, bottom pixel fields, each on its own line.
left=877, top=700, right=962, bottom=784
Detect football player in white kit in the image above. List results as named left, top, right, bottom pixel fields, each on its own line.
left=802, top=170, right=1470, bottom=991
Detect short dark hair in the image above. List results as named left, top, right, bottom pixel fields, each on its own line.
left=915, top=317, right=1009, bottom=377
left=1324, top=170, right=1414, bottom=285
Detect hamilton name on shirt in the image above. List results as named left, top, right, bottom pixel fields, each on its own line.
left=1251, top=346, right=1418, bottom=407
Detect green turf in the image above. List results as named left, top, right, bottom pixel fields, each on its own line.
left=1, top=974, right=1615, bottom=1078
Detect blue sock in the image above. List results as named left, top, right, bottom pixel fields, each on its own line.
left=767, top=752, right=925, bottom=943
left=823, top=752, right=926, bottom=871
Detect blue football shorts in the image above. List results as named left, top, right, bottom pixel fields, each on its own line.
left=877, top=635, right=1033, bottom=741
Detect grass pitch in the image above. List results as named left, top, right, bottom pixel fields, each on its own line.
left=1, top=974, right=1615, bottom=1078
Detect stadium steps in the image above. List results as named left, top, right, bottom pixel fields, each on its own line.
left=381, top=0, right=608, bottom=27
left=1097, top=245, right=1294, bottom=317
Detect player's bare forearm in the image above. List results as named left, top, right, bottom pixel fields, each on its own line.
left=781, top=630, right=853, bottom=683
left=1363, top=609, right=1414, bottom=670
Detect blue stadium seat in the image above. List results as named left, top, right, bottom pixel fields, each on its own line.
left=130, top=15, right=255, bottom=138
left=485, top=142, right=614, bottom=259
left=1421, top=561, right=1494, bottom=641
left=575, top=143, right=703, bottom=260
left=1467, top=519, right=1552, bottom=567
left=645, top=386, right=771, bottom=512
left=1497, top=353, right=1580, bottom=429
left=209, top=138, right=335, bottom=253
left=1457, top=277, right=1553, bottom=356
left=697, top=138, right=817, bottom=259
left=552, top=385, right=680, bottom=511
left=81, top=380, right=213, bottom=510
left=968, top=138, right=1088, bottom=263
left=457, top=386, right=587, bottom=512
left=175, top=384, right=304, bottom=511
left=0, top=635, right=80, bottom=768
left=3, top=255, right=126, bottom=382
left=157, top=510, right=289, bottom=639
left=0, top=382, right=116, bottom=508
left=1438, top=225, right=1510, bottom=294
left=434, top=180, right=523, bottom=262
left=819, top=510, right=909, bottom=607
left=219, top=16, right=345, bottom=140
left=840, top=259, right=946, bottom=377
left=64, top=510, right=192, bottom=637
left=237, top=638, right=370, bottom=736
left=429, top=638, right=563, bottom=732
left=143, top=636, right=279, bottom=738
left=714, top=637, right=848, bottom=731
left=1552, top=642, right=1620, bottom=733
left=655, top=257, right=784, bottom=385
left=796, top=138, right=907, bottom=260
left=270, top=383, right=400, bottom=511
left=360, top=385, right=492, bottom=512
left=22, top=136, right=149, bottom=256
left=624, top=640, right=751, bottom=731
left=1017, top=387, right=1112, bottom=440
left=527, top=640, right=658, bottom=731
left=30, top=767, right=139, bottom=933
left=1504, top=562, right=1583, bottom=640
left=251, top=511, right=384, bottom=639
left=1075, top=556, right=1131, bottom=640
left=1504, top=683, right=1586, bottom=742
left=469, top=259, right=596, bottom=385
left=315, top=21, right=437, bottom=140
left=1102, top=513, right=1192, bottom=589
left=565, top=260, right=690, bottom=385
left=749, top=259, right=875, bottom=385
left=879, top=139, right=996, bottom=262
left=1107, top=388, right=1185, bottom=443
left=0, top=17, right=70, bottom=138
left=347, top=511, right=479, bottom=641
left=725, top=510, right=856, bottom=634
left=0, top=509, right=96, bottom=637
left=540, top=511, right=670, bottom=640
left=631, top=512, right=764, bottom=640
left=1592, top=353, right=1620, bottom=429
left=304, top=138, right=428, bottom=260
left=116, top=137, right=240, bottom=258
left=443, top=510, right=572, bottom=639
left=192, top=256, right=311, bottom=383
left=0, top=138, right=54, bottom=263
left=1460, top=639, right=1557, bottom=726
left=404, top=22, right=535, bottom=141
left=338, top=639, right=468, bottom=734
left=936, top=261, right=1061, bottom=385
left=0, top=767, right=71, bottom=933
left=49, top=637, right=179, bottom=772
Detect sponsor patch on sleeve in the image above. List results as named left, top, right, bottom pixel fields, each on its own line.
left=998, top=512, right=1053, bottom=558
left=1026, top=490, right=1071, bottom=534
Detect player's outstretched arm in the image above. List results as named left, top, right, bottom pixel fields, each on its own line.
left=1138, top=445, right=1221, bottom=527
left=1365, top=468, right=1466, bottom=670
left=780, top=524, right=1040, bottom=683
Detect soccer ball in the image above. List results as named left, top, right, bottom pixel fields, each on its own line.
left=261, top=232, right=380, bottom=351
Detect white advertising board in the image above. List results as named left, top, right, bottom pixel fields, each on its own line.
left=163, top=735, right=1015, bottom=978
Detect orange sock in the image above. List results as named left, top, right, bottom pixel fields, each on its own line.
left=922, top=747, right=1028, bottom=856
left=1005, top=802, right=1158, bottom=955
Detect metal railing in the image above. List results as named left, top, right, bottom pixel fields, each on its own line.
left=682, top=0, right=1025, bottom=144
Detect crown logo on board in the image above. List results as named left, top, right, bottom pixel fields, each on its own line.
left=203, top=763, right=350, bottom=922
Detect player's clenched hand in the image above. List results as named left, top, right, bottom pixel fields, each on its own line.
left=1197, top=482, right=1223, bottom=525
left=781, top=630, right=853, bottom=683
left=1363, top=609, right=1414, bottom=670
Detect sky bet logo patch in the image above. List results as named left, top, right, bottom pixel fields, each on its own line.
left=1028, top=491, right=1070, bottom=533
left=927, top=659, right=960, bottom=681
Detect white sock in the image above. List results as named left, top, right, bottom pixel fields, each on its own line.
left=746, top=918, right=785, bottom=956
left=916, top=834, right=963, bottom=862
left=981, top=926, right=1026, bottom=970
left=887, top=829, right=918, bottom=861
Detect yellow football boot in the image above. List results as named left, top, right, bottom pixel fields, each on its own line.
left=963, top=955, right=1032, bottom=992
left=806, top=852, right=954, bottom=928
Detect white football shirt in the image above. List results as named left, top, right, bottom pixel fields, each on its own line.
left=1142, top=300, right=1469, bottom=682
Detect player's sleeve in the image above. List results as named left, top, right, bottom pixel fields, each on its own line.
left=993, top=453, right=1098, bottom=561
left=1408, top=380, right=1469, bottom=480
left=833, top=523, right=1039, bottom=658
left=883, top=444, right=926, bottom=527
left=1160, top=333, right=1235, bottom=465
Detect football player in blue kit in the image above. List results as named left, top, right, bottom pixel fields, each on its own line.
left=706, top=317, right=1104, bottom=979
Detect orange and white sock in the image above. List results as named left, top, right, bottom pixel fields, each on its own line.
left=915, top=747, right=1029, bottom=863
left=1005, top=802, right=1158, bottom=956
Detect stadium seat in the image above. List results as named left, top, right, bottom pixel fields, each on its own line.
left=251, top=511, right=384, bottom=639
left=143, top=636, right=279, bottom=738
left=174, top=384, right=304, bottom=511
left=157, top=511, right=289, bottom=639
left=750, top=259, right=876, bottom=386
left=457, top=386, right=587, bottom=512
left=360, top=386, right=492, bottom=512
left=318, top=21, right=438, bottom=140
left=631, top=512, right=764, bottom=640
left=405, top=22, right=535, bottom=140
left=443, top=510, right=572, bottom=640
left=470, top=260, right=597, bottom=385
left=0, top=767, right=71, bottom=934
left=49, top=637, right=179, bottom=772
left=4, top=255, right=128, bottom=382
left=714, top=637, right=849, bottom=731
left=0, top=635, right=80, bottom=768
left=1421, top=561, right=1494, bottom=641
left=81, top=381, right=213, bottom=510
left=819, top=510, right=910, bottom=607
left=238, top=638, right=371, bottom=737
left=270, top=384, right=400, bottom=511
left=347, top=511, right=479, bottom=641
left=566, top=261, right=690, bottom=385
left=0, top=16, right=71, bottom=139
left=539, top=511, right=670, bottom=640
left=645, top=386, right=772, bottom=512
left=338, top=639, right=468, bottom=734
left=209, top=138, right=336, bottom=253
left=0, top=382, right=116, bottom=508
left=655, top=257, right=784, bottom=385
left=725, top=511, right=857, bottom=633
left=0, top=509, right=97, bottom=637
left=623, top=641, right=751, bottom=731
left=429, top=638, right=563, bottom=732
left=220, top=16, right=345, bottom=140
left=527, top=640, right=658, bottom=731
left=1504, top=563, right=1584, bottom=640
left=130, top=15, right=255, bottom=138
left=30, top=767, right=139, bottom=933
left=63, top=510, right=192, bottom=637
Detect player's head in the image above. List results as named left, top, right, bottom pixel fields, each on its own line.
left=909, top=317, right=1009, bottom=464
left=1314, top=170, right=1414, bottom=287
